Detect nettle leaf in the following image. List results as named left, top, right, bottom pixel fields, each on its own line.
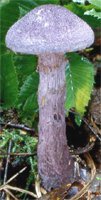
left=84, top=9, right=101, bottom=19
left=0, top=53, right=18, bottom=108
left=88, top=0, right=101, bottom=9
left=18, top=72, right=39, bottom=115
left=65, top=53, right=94, bottom=116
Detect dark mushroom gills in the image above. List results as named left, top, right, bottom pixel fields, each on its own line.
left=5, top=4, right=94, bottom=191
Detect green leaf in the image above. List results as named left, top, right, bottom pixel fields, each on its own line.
left=18, top=72, right=39, bottom=115
left=88, top=0, right=101, bottom=9
left=30, top=0, right=60, bottom=5
left=14, top=54, right=37, bottom=87
left=65, top=53, right=94, bottom=116
left=0, top=43, right=8, bottom=55
left=75, top=115, right=82, bottom=126
left=0, top=1, right=19, bottom=42
left=17, top=0, right=60, bottom=18
left=0, top=0, right=10, bottom=8
left=23, top=94, right=38, bottom=115
left=65, top=2, right=101, bottom=27
left=17, top=0, right=60, bottom=7
left=72, top=0, right=101, bottom=8
left=84, top=9, right=101, bottom=19
left=73, top=0, right=86, bottom=4
left=96, top=176, right=101, bottom=181
left=0, top=53, right=18, bottom=108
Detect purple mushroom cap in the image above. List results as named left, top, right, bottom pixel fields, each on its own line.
left=5, top=4, right=94, bottom=55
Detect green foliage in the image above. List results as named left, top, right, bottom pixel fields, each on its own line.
left=73, top=0, right=101, bottom=8
left=0, top=129, right=38, bottom=174
left=75, top=114, right=82, bottom=126
left=0, top=53, right=18, bottom=108
left=0, top=0, right=20, bottom=42
left=0, top=1, right=19, bottom=109
left=13, top=0, right=60, bottom=18
left=18, top=72, right=39, bottom=116
left=84, top=9, right=101, bottom=19
left=30, top=0, right=60, bottom=5
left=85, top=0, right=101, bottom=20
left=14, top=55, right=38, bottom=87
left=70, top=0, right=101, bottom=24
left=73, top=0, right=86, bottom=3
left=65, top=53, right=94, bottom=116
left=0, top=0, right=10, bottom=7
left=0, top=129, right=38, bottom=194
left=87, top=0, right=101, bottom=9
left=96, top=176, right=101, bottom=181
left=65, top=2, right=100, bottom=27
left=17, top=0, right=60, bottom=7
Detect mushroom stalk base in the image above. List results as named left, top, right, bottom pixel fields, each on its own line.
left=38, top=53, right=74, bottom=191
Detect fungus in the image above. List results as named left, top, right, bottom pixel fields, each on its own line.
left=5, top=4, right=94, bottom=191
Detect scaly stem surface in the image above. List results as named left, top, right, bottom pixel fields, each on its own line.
left=38, top=53, right=74, bottom=191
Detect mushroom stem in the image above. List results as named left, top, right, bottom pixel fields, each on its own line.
left=38, top=53, right=74, bottom=191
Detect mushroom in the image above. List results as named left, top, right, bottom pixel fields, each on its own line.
left=5, top=4, right=94, bottom=191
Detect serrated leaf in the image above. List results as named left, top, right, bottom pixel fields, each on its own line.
left=84, top=9, right=101, bottom=19
left=65, top=53, right=94, bottom=116
left=65, top=2, right=100, bottom=27
left=18, top=72, right=39, bottom=115
left=19, top=6, right=29, bottom=18
left=88, top=0, right=101, bottom=9
left=0, top=53, right=18, bottom=108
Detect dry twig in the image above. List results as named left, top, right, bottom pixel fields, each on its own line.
left=0, top=166, right=38, bottom=199
left=0, top=151, right=36, bottom=157
left=1, top=166, right=27, bottom=188
left=70, top=153, right=96, bottom=200
left=1, top=140, right=12, bottom=199
left=0, top=122, right=35, bottom=134
left=4, top=188, right=19, bottom=200
left=71, top=141, right=95, bottom=155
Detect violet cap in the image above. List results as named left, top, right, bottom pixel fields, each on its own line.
left=5, top=4, right=94, bottom=55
